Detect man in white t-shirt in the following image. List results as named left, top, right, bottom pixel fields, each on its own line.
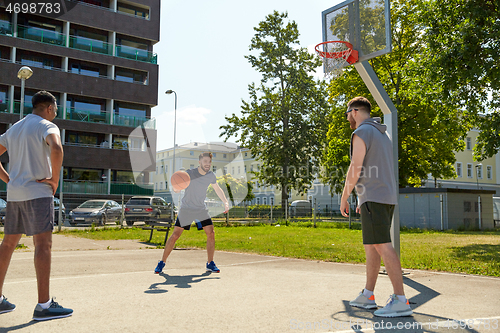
left=0, top=91, right=72, bottom=321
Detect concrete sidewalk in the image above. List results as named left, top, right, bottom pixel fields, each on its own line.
left=0, top=235, right=499, bottom=332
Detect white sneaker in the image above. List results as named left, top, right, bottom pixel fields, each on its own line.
left=374, top=294, right=413, bottom=317
left=349, top=290, right=377, bottom=309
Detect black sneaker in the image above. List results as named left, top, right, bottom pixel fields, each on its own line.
left=33, top=299, right=73, bottom=321
left=0, top=296, right=15, bottom=314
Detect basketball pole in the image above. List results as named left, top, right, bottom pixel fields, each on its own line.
left=354, top=61, right=401, bottom=259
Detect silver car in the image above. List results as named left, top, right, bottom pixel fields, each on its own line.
left=69, top=200, right=122, bottom=226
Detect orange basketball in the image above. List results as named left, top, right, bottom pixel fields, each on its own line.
left=171, top=170, right=190, bottom=191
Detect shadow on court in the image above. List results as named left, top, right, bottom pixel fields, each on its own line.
left=145, top=271, right=219, bottom=293
left=330, top=277, right=483, bottom=333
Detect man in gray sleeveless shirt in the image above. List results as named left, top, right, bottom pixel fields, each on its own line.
left=340, top=96, right=412, bottom=317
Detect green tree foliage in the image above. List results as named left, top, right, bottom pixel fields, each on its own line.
left=420, top=0, right=500, bottom=160
left=321, top=0, right=469, bottom=191
left=220, top=11, right=329, bottom=208
left=206, top=174, right=255, bottom=206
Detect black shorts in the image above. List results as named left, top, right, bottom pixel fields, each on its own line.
left=360, top=202, right=394, bottom=245
left=175, top=217, right=213, bottom=231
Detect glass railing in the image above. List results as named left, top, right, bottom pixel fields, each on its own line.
left=0, top=100, right=10, bottom=113
left=0, top=22, right=12, bottom=36
left=69, top=35, right=112, bottom=55
left=12, top=24, right=156, bottom=63
left=113, top=114, right=156, bottom=129
left=65, top=107, right=110, bottom=124
left=12, top=101, right=33, bottom=115
left=17, top=25, right=65, bottom=46
left=57, top=180, right=154, bottom=195
left=110, top=182, right=154, bottom=195
left=115, top=45, right=157, bottom=64
left=62, top=180, right=107, bottom=194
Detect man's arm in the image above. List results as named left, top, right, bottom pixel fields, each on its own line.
left=37, top=133, right=63, bottom=195
left=0, top=144, right=9, bottom=184
left=212, top=182, right=229, bottom=213
left=340, top=134, right=366, bottom=217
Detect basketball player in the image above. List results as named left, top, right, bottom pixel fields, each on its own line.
left=0, top=91, right=73, bottom=320
left=340, top=96, right=412, bottom=317
left=154, top=152, right=229, bottom=274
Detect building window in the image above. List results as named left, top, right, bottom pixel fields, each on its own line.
left=487, top=166, right=492, bottom=180
left=238, top=166, right=240, bottom=174
left=251, top=165, right=253, bottom=172
left=213, top=153, right=216, bottom=158
left=256, top=198, right=260, bottom=205
left=263, top=197, right=267, bottom=205
left=155, top=183, right=158, bottom=190
left=223, top=154, right=227, bottom=158
left=245, top=152, right=248, bottom=157
left=156, top=166, right=158, bottom=175
left=244, top=165, right=247, bottom=173
left=456, top=162, right=462, bottom=178
left=213, top=166, right=217, bottom=172
left=232, top=167, right=235, bottom=175
left=477, top=164, right=483, bottom=179
left=160, top=165, right=163, bottom=174
left=466, top=137, right=472, bottom=150
left=223, top=167, right=227, bottom=174
left=467, top=163, right=473, bottom=178
left=190, top=151, right=194, bottom=156
left=190, top=164, right=194, bottom=169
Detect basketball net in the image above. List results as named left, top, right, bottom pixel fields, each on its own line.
left=315, top=41, right=358, bottom=79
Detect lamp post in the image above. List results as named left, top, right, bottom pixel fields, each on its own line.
left=165, top=89, right=177, bottom=221
left=475, top=163, right=482, bottom=190
left=17, top=66, right=33, bottom=119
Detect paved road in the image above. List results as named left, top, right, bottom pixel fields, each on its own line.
left=0, top=235, right=499, bottom=332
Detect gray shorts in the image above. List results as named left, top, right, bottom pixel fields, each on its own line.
left=5, top=197, right=54, bottom=236
left=360, top=202, right=394, bottom=245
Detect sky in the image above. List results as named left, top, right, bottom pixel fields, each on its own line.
left=151, top=0, right=338, bottom=151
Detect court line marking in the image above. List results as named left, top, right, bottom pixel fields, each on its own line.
left=4, top=258, right=290, bottom=285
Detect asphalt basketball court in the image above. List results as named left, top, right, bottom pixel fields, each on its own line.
left=0, top=234, right=499, bottom=333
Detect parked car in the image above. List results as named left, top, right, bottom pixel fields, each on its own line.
left=69, top=200, right=123, bottom=226
left=289, top=200, right=312, bottom=217
left=54, top=197, right=66, bottom=226
left=124, top=196, right=172, bottom=226
left=0, top=198, right=6, bottom=225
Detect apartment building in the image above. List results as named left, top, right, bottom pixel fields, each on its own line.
left=424, top=129, right=500, bottom=194
left=0, top=0, right=160, bottom=207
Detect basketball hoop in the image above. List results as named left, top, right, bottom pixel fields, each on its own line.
left=315, top=41, right=359, bottom=79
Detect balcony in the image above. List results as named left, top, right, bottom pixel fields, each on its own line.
left=65, top=107, right=110, bottom=124
left=69, top=35, right=112, bottom=55
left=2, top=101, right=155, bottom=129
left=13, top=24, right=157, bottom=64
left=59, top=180, right=153, bottom=195
left=17, top=25, right=65, bottom=46
left=115, top=45, right=157, bottom=64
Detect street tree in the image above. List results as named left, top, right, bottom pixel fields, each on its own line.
left=420, top=0, right=500, bottom=161
left=220, top=11, right=329, bottom=211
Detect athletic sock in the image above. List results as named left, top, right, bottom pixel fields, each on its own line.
left=362, top=289, right=374, bottom=299
left=396, top=294, right=407, bottom=304
left=0, top=295, right=4, bottom=302
left=38, top=299, right=52, bottom=309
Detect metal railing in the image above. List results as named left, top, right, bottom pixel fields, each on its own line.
left=17, top=25, right=66, bottom=46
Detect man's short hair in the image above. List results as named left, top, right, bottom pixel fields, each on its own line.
left=199, top=152, right=213, bottom=160
left=32, top=91, right=57, bottom=109
left=347, top=96, right=372, bottom=114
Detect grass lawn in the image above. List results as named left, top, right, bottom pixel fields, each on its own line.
left=49, top=221, right=500, bottom=277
